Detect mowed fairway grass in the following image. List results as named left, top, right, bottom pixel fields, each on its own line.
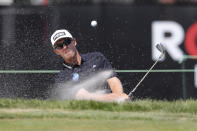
left=0, top=99, right=197, bottom=131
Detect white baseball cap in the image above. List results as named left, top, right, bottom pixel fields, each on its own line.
left=50, top=29, right=73, bottom=48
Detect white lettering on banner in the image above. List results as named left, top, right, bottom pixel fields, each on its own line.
left=195, top=65, right=197, bottom=88
left=152, top=21, right=185, bottom=61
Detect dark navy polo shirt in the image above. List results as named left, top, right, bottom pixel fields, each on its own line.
left=55, top=52, right=116, bottom=92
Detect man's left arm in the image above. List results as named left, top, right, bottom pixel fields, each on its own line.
left=107, top=77, right=124, bottom=94
left=107, top=76, right=129, bottom=100
left=75, top=77, right=129, bottom=102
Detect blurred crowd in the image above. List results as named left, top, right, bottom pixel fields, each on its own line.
left=0, top=0, right=197, bottom=5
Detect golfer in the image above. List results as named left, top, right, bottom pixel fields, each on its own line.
left=51, top=29, right=129, bottom=102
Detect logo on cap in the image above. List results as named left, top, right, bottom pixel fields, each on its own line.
left=53, top=32, right=66, bottom=41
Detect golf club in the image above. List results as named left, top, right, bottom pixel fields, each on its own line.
left=128, top=43, right=165, bottom=99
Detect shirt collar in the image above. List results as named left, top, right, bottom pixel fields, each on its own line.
left=62, top=55, right=85, bottom=70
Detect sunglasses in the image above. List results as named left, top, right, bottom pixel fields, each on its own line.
left=54, top=38, right=73, bottom=49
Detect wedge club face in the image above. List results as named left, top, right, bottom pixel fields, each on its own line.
left=156, top=43, right=165, bottom=54
left=156, top=43, right=165, bottom=58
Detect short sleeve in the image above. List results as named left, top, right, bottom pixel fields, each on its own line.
left=97, top=52, right=117, bottom=78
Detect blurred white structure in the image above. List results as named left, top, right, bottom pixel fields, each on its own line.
left=0, top=0, right=13, bottom=5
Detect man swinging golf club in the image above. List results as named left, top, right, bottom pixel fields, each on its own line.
left=51, top=29, right=129, bottom=102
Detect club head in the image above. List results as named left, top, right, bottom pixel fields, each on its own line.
left=156, top=43, right=165, bottom=54
left=156, top=43, right=166, bottom=59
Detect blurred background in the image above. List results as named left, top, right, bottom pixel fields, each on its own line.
left=0, top=0, right=197, bottom=100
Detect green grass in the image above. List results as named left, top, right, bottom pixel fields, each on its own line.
left=0, top=99, right=197, bottom=131
left=0, top=98, right=197, bottom=113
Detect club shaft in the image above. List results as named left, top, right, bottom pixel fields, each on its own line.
left=128, top=54, right=163, bottom=97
